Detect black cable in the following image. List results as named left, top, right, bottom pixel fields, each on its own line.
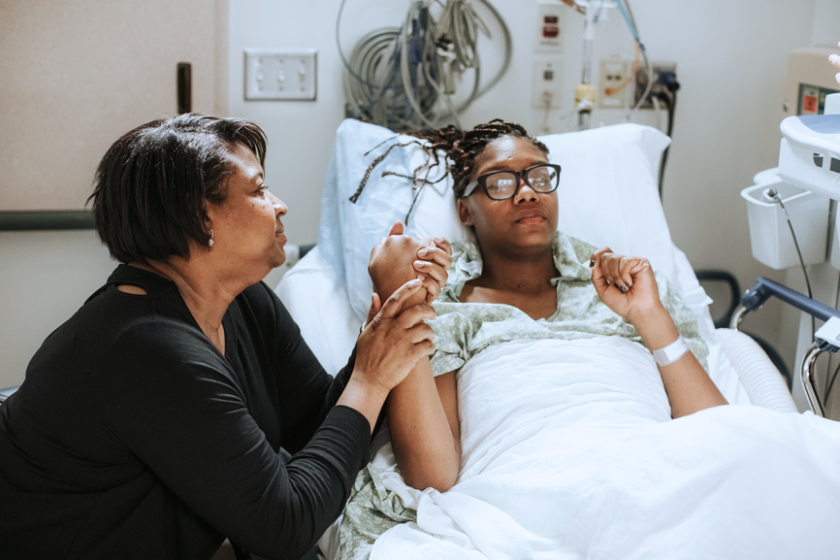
left=768, top=190, right=815, bottom=338
left=656, top=73, right=679, bottom=199
left=657, top=91, right=674, bottom=198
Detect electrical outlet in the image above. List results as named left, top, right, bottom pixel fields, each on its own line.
left=244, top=48, right=317, bottom=101
left=532, top=58, right=563, bottom=109
left=633, top=61, right=677, bottom=109
left=598, top=59, right=629, bottom=109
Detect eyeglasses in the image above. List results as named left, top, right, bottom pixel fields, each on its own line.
left=462, top=163, right=561, bottom=200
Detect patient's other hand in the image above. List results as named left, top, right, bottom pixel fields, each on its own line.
left=590, top=247, right=663, bottom=325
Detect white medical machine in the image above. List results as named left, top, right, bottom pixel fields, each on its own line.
left=740, top=48, right=840, bottom=418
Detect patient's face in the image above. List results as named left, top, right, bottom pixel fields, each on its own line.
left=458, top=136, right=558, bottom=257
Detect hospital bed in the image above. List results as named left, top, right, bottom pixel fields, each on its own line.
left=272, top=119, right=840, bottom=559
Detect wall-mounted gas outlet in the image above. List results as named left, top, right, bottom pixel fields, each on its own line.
left=244, top=48, right=317, bottom=101
left=532, top=57, right=563, bottom=109
left=633, top=61, right=677, bottom=109
left=535, top=0, right=563, bottom=53
left=598, top=59, right=629, bottom=109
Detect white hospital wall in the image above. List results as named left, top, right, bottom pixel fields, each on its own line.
left=813, top=0, right=840, bottom=48
left=228, top=0, right=816, bottom=368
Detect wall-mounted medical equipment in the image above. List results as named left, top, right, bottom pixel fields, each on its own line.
left=336, top=0, right=511, bottom=131
left=560, top=0, right=653, bottom=130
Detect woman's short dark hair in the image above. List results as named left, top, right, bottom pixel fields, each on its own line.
left=88, top=113, right=267, bottom=263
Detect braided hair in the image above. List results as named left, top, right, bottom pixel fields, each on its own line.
left=408, top=119, right=549, bottom=198
left=349, top=119, right=549, bottom=213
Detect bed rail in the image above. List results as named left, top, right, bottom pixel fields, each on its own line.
left=730, top=276, right=840, bottom=417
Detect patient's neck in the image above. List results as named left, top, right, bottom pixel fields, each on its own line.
left=461, top=244, right=557, bottom=320
left=472, top=244, right=557, bottom=294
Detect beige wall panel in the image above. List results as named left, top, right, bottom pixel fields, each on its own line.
left=0, top=0, right=221, bottom=211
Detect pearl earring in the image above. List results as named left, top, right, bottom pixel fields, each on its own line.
left=208, top=229, right=214, bottom=248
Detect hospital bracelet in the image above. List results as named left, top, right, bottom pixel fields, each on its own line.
left=652, top=335, right=689, bottom=367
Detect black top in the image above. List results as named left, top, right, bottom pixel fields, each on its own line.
left=0, top=265, right=371, bottom=560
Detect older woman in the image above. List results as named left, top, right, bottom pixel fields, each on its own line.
left=0, top=114, right=452, bottom=559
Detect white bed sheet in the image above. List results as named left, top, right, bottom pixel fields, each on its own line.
left=357, top=338, right=840, bottom=560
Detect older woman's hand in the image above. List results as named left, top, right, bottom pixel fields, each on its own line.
left=369, top=222, right=452, bottom=305
left=354, top=279, right=437, bottom=393
left=590, top=247, right=664, bottom=326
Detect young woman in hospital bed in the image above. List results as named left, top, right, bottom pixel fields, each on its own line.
left=278, top=119, right=840, bottom=560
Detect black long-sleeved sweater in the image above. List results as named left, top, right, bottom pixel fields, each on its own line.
left=0, top=264, right=370, bottom=560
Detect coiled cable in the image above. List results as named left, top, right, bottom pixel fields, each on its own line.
left=336, top=0, right=512, bottom=131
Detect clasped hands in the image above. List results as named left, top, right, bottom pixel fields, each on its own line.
left=353, top=223, right=452, bottom=393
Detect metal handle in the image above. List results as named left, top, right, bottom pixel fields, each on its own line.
left=801, top=342, right=826, bottom=417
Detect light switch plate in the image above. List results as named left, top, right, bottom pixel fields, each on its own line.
left=244, top=48, right=317, bottom=101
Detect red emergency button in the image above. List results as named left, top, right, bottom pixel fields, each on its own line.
left=803, top=95, right=818, bottom=113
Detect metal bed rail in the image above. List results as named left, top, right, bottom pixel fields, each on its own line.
left=730, top=276, right=840, bottom=417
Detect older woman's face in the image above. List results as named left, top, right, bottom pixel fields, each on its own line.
left=205, top=142, right=288, bottom=279
left=457, top=136, right=558, bottom=256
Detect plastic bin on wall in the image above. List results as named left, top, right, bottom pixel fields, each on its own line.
left=741, top=172, right=830, bottom=270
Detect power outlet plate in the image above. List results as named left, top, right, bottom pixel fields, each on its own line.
left=535, top=1, right=563, bottom=53
left=598, top=59, right=629, bottom=109
left=633, top=61, right=677, bottom=109
left=532, top=57, right=563, bottom=109
left=244, top=48, right=317, bottom=101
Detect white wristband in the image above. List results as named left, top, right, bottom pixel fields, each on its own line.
left=652, top=335, right=689, bottom=367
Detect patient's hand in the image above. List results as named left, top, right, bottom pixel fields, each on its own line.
left=368, top=222, right=452, bottom=306
left=589, top=247, right=663, bottom=325
left=831, top=43, right=840, bottom=84
left=370, top=233, right=430, bottom=310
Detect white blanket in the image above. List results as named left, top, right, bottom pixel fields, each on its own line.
left=361, top=337, right=840, bottom=560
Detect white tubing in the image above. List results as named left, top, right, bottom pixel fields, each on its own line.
left=715, top=328, right=797, bottom=413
